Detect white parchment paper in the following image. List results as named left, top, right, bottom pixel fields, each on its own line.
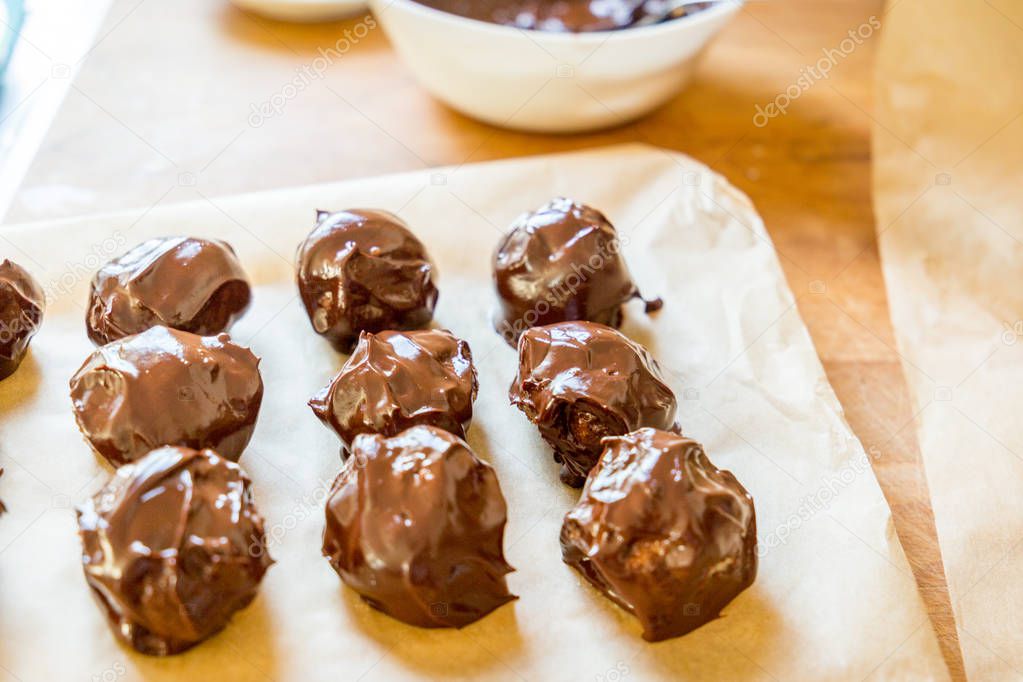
left=0, top=145, right=946, bottom=680
left=874, top=1, right=1023, bottom=678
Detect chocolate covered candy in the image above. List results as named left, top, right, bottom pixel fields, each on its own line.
left=509, top=321, right=677, bottom=486
left=561, top=428, right=757, bottom=641
left=492, top=197, right=660, bottom=346
left=77, top=446, right=272, bottom=655
left=309, top=329, right=477, bottom=455
left=322, top=426, right=516, bottom=628
left=86, top=237, right=251, bottom=346
left=296, top=209, right=438, bottom=353
left=0, top=259, right=44, bottom=381
left=70, top=326, right=263, bottom=467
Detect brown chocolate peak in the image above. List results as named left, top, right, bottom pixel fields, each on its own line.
left=492, top=197, right=660, bottom=347
left=86, top=236, right=251, bottom=346
left=510, top=321, right=677, bottom=486
left=309, top=329, right=478, bottom=455
left=77, top=446, right=272, bottom=655
left=0, top=259, right=45, bottom=381
left=296, top=209, right=438, bottom=353
left=561, top=428, right=757, bottom=641
left=322, top=426, right=516, bottom=628
left=70, top=326, right=263, bottom=467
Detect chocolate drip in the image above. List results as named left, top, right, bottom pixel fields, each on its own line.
left=70, top=326, right=263, bottom=467
left=296, top=209, right=438, bottom=353
left=0, top=259, right=44, bottom=381
left=561, top=428, right=757, bottom=641
left=492, top=198, right=659, bottom=347
left=86, top=237, right=251, bottom=346
left=77, top=446, right=272, bottom=655
left=322, top=426, right=516, bottom=628
left=309, top=329, right=477, bottom=455
left=509, top=321, right=677, bottom=486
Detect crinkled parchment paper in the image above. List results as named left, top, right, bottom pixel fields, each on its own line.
left=874, top=1, right=1023, bottom=678
left=0, top=145, right=945, bottom=680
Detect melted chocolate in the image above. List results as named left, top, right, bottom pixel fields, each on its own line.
left=510, top=321, right=677, bottom=486
left=493, top=198, right=660, bottom=347
left=309, top=329, right=477, bottom=455
left=561, top=428, right=757, bottom=641
left=70, top=326, right=263, bottom=467
left=322, top=426, right=516, bottom=628
left=415, top=0, right=711, bottom=31
left=77, top=446, right=272, bottom=655
left=296, top=209, right=438, bottom=353
left=0, top=259, right=44, bottom=381
left=86, top=237, right=251, bottom=346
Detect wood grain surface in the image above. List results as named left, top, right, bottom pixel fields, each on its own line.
left=5, top=0, right=965, bottom=677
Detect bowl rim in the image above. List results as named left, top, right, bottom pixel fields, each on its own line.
left=371, top=0, right=745, bottom=44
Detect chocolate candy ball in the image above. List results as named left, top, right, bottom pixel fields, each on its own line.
left=309, top=329, right=477, bottom=456
left=561, top=428, right=757, bottom=641
left=86, top=237, right=251, bottom=346
left=77, top=446, right=272, bottom=655
left=509, top=321, right=677, bottom=486
left=322, top=426, right=516, bottom=628
left=0, top=259, right=44, bottom=381
left=492, top=197, right=659, bottom=346
left=296, top=209, right=438, bottom=353
left=70, top=326, right=263, bottom=467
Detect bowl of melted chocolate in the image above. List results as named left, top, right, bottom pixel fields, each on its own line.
left=413, top=0, right=714, bottom=33
left=370, top=0, right=741, bottom=132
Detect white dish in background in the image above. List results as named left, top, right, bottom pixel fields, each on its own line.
left=229, top=0, right=367, bottom=22
left=370, top=0, right=742, bottom=133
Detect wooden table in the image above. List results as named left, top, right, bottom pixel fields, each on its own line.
left=5, top=0, right=965, bottom=677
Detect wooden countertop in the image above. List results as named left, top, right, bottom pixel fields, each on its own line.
left=5, top=0, right=965, bottom=677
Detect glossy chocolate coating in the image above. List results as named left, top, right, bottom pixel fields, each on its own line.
left=0, top=259, right=44, bottom=381
left=510, top=321, right=677, bottom=486
left=70, top=326, right=263, bottom=467
left=77, top=446, right=272, bottom=655
left=561, top=428, right=757, bottom=641
left=493, top=198, right=660, bottom=347
left=415, top=0, right=711, bottom=32
left=322, top=426, right=516, bottom=628
left=86, top=237, right=251, bottom=346
left=309, top=329, right=478, bottom=455
left=296, top=209, right=438, bottom=353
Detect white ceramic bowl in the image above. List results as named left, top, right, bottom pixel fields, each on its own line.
left=369, top=0, right=742, bottom=133
left=230, top=0, right=367, bottom=23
